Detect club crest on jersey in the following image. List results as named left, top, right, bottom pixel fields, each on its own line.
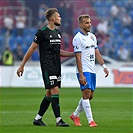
left=90, top=35, right=94, bottom=41
left=58, top=34, right=61, bottom=38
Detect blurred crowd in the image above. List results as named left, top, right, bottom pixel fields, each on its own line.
left=92, top=0, right=133, bottom=62
left=0, top=0, right=133, bottom=65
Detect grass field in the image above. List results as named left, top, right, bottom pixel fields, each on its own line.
left=0, top=87, right=132, bottom=133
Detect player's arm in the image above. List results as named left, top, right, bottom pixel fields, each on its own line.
left=75, top=52, right=86, bottom=85
left=17, top=42, right=38, bottom=77
left=95, top=48, right=109, bottom=77
left=60, top=49, right=75, bottom=57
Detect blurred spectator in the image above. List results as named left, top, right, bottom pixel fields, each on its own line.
left=2, top=47, right=14, bottom=66
left=13, top=44, right=24, bottom=60
left=110, top=5, right=120, bottom=19
left=96, top=19, right=108, bottom=34
left=108, top=44, right=117, bottom=59
left=15, top=11, right=26, bottom=36
left=121, top=13, right=132, bottom=30
left=117, top=46, right=129, bottom=61
left=102, top=34, right=112, bottom=56
left=37, top=4, right=48, bottom=27
left=125, top=0, right=133, bottom=12
left=3, top=14, right=14, bottom=36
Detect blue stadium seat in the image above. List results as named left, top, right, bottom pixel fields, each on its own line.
left=116, top=36, right=123, bottom=47
left=122, top=28, right=131, bottom=39
left=104, top=1, right=112, bottom=9
left=23, top=28, right=31, bottom=37
left=109, top=28, right=119, bottom=38
left=0, top=35, right=4, bottom=44
left=126, top=36, right=133, bottom=49
left=0, top=35, right=5, bottom=52
left=94, top=1, right=103, bottom=8
left=116, top=1, right=126, bottom=7
left=129, top=10, right=133, bottom=19
left=16, top=36, right=23, bottom=45
left=113, top=19, right=121, bottom=32
left=30, top=28, right=37, bottom=36
left=24, top=35, right=33, bottom=47
left=11, top=28, right=17, bottom=37
left=8, top=36, right=17, bottom=51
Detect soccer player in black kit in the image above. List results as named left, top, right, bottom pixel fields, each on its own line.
left=17, top=8, right=74, bottom=127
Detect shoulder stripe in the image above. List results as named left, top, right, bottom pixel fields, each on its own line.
left=40, top=26, right=47, bottom=31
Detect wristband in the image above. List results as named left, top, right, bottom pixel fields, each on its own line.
left=102, top=64, right=107, bottom=69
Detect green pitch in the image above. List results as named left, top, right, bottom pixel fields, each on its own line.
left=0, top=87, right=132, bottom=133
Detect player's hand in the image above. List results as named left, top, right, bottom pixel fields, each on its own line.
left=79, top=74, right=87, bottom=85
left=104, top=68, right=109, bottom=78
left=17, top=66, right=24, bottom=77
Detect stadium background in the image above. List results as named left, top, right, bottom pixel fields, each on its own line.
left=0, top=0, right=133, bottom=62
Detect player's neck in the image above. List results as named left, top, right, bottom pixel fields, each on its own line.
left=47, top=23, right=56, bottom=30
left=81, top=29, right=88, bottom=35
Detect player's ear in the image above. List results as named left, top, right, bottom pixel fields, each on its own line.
left=49, top=15, right=54, bottom=22
left=51, top=16, right=55, bottom=21
left=79, top=23, right=83, bottom=28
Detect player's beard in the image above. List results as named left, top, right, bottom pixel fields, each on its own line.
left=83, top=27, right=90, bottom=32
left=54, top=22, right=61, bottom=26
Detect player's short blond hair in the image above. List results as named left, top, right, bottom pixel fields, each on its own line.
left=78, top=14, right=90, bottom=23
left=45, top=8, right=58, bottom=21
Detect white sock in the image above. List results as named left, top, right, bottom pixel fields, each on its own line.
left=73, top=98, right=83, bottom=117
left=82, top=99, right=93, bottom=123
left=35, top=114, right=42, bottom=120
left=56, top=117, right=61, bottom=123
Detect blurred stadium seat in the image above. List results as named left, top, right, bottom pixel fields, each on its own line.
left=16, top=36, right=23, bottom=45
left=122, top=28, right=131, bottom=39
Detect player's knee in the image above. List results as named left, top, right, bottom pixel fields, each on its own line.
left=83, top=92, right=91, bottom=99
left=50, top=86, right=59, bottom=95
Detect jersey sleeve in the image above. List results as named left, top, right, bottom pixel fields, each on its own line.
left=33, top=30, right=44, bottom=45
left=72, top=35, right=82, bottom=53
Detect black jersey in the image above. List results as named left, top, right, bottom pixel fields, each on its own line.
left=34, top=26, right=61, bottom=75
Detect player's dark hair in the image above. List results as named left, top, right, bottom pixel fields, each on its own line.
left=45, top=8, right=58, bottom=21
left=78, top=14, right=90, bottom=23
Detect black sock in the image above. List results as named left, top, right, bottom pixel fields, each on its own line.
left=51, top=94, right=60, bottom=118
left=38, top=95, right=51, bottom=116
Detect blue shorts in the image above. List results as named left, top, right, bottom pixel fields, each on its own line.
left=77, top=72, right=96, bottom=91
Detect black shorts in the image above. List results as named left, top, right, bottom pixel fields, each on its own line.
left=42, top=70, right=61, bottom=89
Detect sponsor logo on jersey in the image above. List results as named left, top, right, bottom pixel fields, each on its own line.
left=49, top=76, right=57, bottom=80
left=50, top=39, right=61, bottom=42
left=82, top=39, right=85, bottom=41
left=85, top=44, right=95, bottom=49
